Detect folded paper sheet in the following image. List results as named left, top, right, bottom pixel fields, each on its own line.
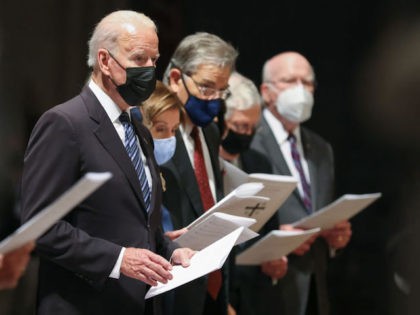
left=236, top=228, right=320, bottom=265
left=0, top=172, right=112, bottom=254
left=292, top=193, right=382, bottom=230
left=175, top=212, right=258, bottom=250
left=187, top=182, right=268, bottom=231
left=145, top=227, right=244, bottom=299
left=222, top=159, right=298, bottom=232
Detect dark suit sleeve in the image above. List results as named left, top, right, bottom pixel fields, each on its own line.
left=21, top=109, right=121, bottom=286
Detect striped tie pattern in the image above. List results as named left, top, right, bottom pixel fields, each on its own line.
left=288, top=133, right=312, bottom=213
left=120, top=111, right=151, bottom=212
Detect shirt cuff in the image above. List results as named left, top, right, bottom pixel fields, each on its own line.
left=109, top=247, right=126, bottom=279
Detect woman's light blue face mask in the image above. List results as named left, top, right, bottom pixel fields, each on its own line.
left=153, top=136, right=176, bottom=165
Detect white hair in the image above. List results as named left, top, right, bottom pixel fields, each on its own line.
left=261, top=52, right=316, bottom=83
left=224, top=71, right=262, bottom=119
left=87, top=10, right=157, bottom=68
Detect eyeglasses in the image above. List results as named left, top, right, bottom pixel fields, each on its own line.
left=183, top=73, right=231, bottom=100
left=266, top=77, right=315, bottom=88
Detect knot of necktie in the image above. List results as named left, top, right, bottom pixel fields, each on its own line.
left=119, top=108, right=143, bottom=125
left=191, top=126, right=199, bottom=140
left=287, top=132, right=296, bottom=144
left=119, top=111, right=131, bottom=124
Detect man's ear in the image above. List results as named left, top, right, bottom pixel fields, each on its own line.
left=260, top=83, right=271, bottom=104
left=97, top=48, right=111, bottom=76
left=168, top=68, right=182, bottom=93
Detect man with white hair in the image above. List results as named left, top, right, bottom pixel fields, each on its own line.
left=20, top=10, right=194, bottom=315
left=251, top=51, right=352, bottom=315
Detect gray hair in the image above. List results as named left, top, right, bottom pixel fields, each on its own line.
left=87, top=10, right=157, bottom=68
left=163, top=32, right=238, bottom=83
left=225, top=71, right=262, bottom=119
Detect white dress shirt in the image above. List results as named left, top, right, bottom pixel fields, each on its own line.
left=263, top=109, right=311, bottom=199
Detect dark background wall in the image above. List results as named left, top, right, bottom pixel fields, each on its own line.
left=1, top=1, right=419, bottom=314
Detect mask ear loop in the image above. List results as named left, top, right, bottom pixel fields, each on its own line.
left=167, top=60, right=192, bottom=96
left=106, top=49, right=126, bottom=88
left=107, top=50, right=126, bottom=70
left=180, top=74, right=193, bottom=96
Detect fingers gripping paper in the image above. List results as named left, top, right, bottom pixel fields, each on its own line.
left=145, top=227, right=244, bottom=299
left=0, top=172, right=112, bottom=254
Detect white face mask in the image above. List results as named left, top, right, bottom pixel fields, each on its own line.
left=275, top=84, right=314, bottom=123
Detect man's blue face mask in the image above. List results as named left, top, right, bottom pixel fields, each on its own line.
left=180, top=74, right=222, bottom=127
left=184, top=94, right=222, bottom=127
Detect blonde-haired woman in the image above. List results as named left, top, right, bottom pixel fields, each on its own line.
left=141, top=80, right=188, bottom=237
left=141, top=80, right=184, bottom=165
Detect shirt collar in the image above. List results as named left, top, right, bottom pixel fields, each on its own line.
left=180, top=120, right=194, bottom=137
left=263, top=108, right=302, bottom=144
left=88, top=79, right=123, bottom=123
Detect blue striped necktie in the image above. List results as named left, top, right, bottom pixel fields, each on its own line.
left=119, top=111, right=151, bottom=212
left=288, top=133, right=312, bottom=213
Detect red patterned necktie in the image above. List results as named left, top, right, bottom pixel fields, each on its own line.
left=191, top=126, right=222, bottom=300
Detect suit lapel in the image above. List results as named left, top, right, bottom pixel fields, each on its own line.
left=260, top=117, right=291, bottom=177
left=202, top=125, right=223, bottom=201
left=172, top=130, right=204, bottom=217
left=80, top=87, right=147, bottom=213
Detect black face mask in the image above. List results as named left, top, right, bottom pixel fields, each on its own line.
left=108, top=52, right=156, bottom=106
left=221, top=129, right=255, bottom=154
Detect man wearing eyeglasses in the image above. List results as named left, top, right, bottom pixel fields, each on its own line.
left=250, top=51, right=352, bottom=315
left=161, top=32, right=238, bottom=315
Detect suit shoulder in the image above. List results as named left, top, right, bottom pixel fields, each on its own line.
left=30, top=93, right=90, bottom=141
left=301, top=127, right=333, bottom=153
left=40, top=94, right=85, bottom=119
left=203, top=122, right=221, bottom=139
left=252, top=117, right=273, bottom=141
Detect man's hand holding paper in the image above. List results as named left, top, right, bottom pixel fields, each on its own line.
left=261, top=256, right=288, bottom=282
left=145, top=227, right=244, bottom=299
left=280, top=224, right=319, bottom=256
left=121, top=247, right=195, bottom=287
left=321, top=220, right=352, bottom=249
left=164, top=228, right=188, bottom=241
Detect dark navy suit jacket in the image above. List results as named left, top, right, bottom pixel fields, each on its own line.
left=160, top=123, right=228, bottom=315
left=21, top=86, right=177, bottom=315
